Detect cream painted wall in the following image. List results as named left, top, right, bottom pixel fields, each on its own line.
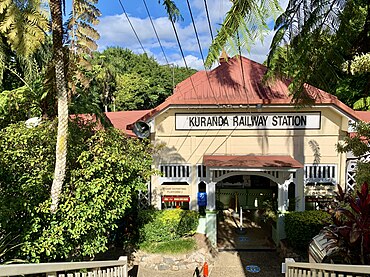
left=151, top=106, right=349, bottom=210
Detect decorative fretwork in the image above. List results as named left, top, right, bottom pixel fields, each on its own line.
left=160, top=164, right=190, bottom=178
left=304, top=164, right=337, bottom=185
left=346, top=154, right=370, bottom=192
left=213, top=170, right=231, bottom=179
left=159, top=164, right=191, bottom=183
left=196, top=164, right=207, bottom=178
left=264, top=170, right=279, bottom=179
left=138, top=190, right=150, bottom=210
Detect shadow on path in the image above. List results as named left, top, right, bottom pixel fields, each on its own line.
left=218, top=209, right=276, bottom=251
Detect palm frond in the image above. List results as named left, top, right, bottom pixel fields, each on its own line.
left=205, top=0, right=280, bottom=67
left=0, top=0, right=49, bottom=57
left=161, top=0, right=182, bottom=22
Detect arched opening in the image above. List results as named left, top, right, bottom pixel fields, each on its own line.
left=216, top=173, right=278, bottom=250
left=198, top=181, right=207, bottom=215
left=288, top=182, right=296, bottom=211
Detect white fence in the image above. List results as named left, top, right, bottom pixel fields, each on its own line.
left=0, top=257, right=128, bottom=277
left=285, top=261, right=370, bottom=277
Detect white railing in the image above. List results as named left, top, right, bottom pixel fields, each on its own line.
left=285, top=261, right=370, bottom=277
left=0, top=257, right=128, bottom=277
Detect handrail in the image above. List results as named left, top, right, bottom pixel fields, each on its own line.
left=286, top=261, right=370, bottom=274
left=0, top=257, right=127, bottom=277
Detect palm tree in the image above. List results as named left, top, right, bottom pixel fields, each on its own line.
left=1, top=0, right=101, bottom=213
left=49, top=0, right=68, bottom=213
left=49, top=0, right=101, bottom=212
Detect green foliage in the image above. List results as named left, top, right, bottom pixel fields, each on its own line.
left=139, top=209, right=199, bottom=243
left=0, top=85, right=43, bottom=128
left=67, top=0, right=101, bottom=55
left=0, top=233, right=24, bottom=264
left=353, top=97, right=370, bottom=110
left=267, top=0, right=369, bottom=106
left=113, top=73, right=151, bottom=111
left=343, top=53, right=370, bottom=75
left=337, top=121, right=370, bottom=186
left=89, top=47, right=196, bottom=112
left=323, top=183, right=370, bottom=264
left=205, top=0, right=281, bottom=67
left=0, top=120, right=155, bottom=261
left=0, top=0, right=49, bottom=57
left=285, top=210, right=331, bottom=250
left=140, top=238, right=196, bottom=254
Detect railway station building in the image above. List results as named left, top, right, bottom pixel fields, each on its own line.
left=105, top=55, right=370, bottom=246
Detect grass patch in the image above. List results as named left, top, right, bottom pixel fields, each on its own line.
left=140, top=238, right=196, bottom=254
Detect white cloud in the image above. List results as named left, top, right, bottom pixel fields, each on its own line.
left=171, top=54, right=205, bottom=70
left=96, top=0, right=286, bottom=69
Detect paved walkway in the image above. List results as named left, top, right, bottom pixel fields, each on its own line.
left=134, top=209, right=283, bottom=276
left=134, top=250, right=284, bottom=277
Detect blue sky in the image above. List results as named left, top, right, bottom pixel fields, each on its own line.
left=93, top=0, right=288, bottom=69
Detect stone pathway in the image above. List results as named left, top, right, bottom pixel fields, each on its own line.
left=132, top=210, right=283, bottom=276
left=133, top=250, right=284, bottom=277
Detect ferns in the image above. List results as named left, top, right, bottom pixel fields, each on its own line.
left=0, top=0, right=49, bottom=57
left=68, top=0, right=101, bottom=55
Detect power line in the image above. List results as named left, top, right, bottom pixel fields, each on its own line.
left=185, top=0, right=222, bottom=104
left=237, top=32, right=249, bottom=106
left=142, top=0, right=169, bottom=64
left=203, top=0, right=214, bottom=41
left=117, top=0, right=146, bottom=54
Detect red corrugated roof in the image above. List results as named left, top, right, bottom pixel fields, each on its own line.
left=203, top=155, right=303, bottom=169
left=138, top=56, right=362, bottom=121
left=354, top=111, right=370, bottom=122
left=106, top=56, right=367, bottom=134
left=105, top=110, right=151, bottom=136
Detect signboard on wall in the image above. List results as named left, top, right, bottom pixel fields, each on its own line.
left=162, top=196, right=190, bottom=202
left=175, top=112, right=321, bottom=130
left=197, top=192, right=207, bottom=206
left=161, top=185, right=189, bottom=195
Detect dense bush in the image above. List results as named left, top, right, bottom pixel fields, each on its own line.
left=139, top=209, right=199, bottom=243
left=285, top=210, right=331, bottom=250
left=0, top=120, right=155, bottom=261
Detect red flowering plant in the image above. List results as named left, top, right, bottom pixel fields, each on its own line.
left=323, top=182, right=370, bottom=264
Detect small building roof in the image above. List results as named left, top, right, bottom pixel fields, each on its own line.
left=203, top=155, right=303, bottom=169
left=354, top=111, right=370, bottom=122
left=105, top=110, right=151, bottom=136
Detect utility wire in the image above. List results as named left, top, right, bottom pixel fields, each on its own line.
left=203, top=0, right=214, bottom=41
left=142, top=0, right=169, bottom=64
left=237, top=32, right=250, bottom=109
left=185, top=0, right=222, bottom=104
left=117, top=0, right=146, bottom=54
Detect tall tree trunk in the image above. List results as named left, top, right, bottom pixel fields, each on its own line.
left=49, top=0, right=68, bottom=213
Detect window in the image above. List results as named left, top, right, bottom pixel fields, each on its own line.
left=160, top=165, right=190, bottom=178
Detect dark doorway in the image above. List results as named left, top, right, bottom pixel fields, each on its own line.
left=216, top=174, right=277, bottom=250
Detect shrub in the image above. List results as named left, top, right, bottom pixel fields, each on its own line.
left=0, top=121, right=155, bottom=262
left=285, top=210, right=331, bottom=250
left=139, top=209, right=199, bottom=243
left=140, top=238, right=196, bottom=254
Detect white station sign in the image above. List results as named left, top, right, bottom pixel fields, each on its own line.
left=175, top=112, right=321, bottom=130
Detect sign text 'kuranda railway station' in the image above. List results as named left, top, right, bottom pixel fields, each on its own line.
left=175, top=112, right=321, bottom=130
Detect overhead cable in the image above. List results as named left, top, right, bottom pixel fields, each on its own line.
left=117, top=0, right=146, bottom=54
left=142, top=0, right=169, bottom=64
left=203, top=0, right=214, bottom=41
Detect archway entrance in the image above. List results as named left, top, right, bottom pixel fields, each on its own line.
left=216, top=174, right=278, bottom=250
